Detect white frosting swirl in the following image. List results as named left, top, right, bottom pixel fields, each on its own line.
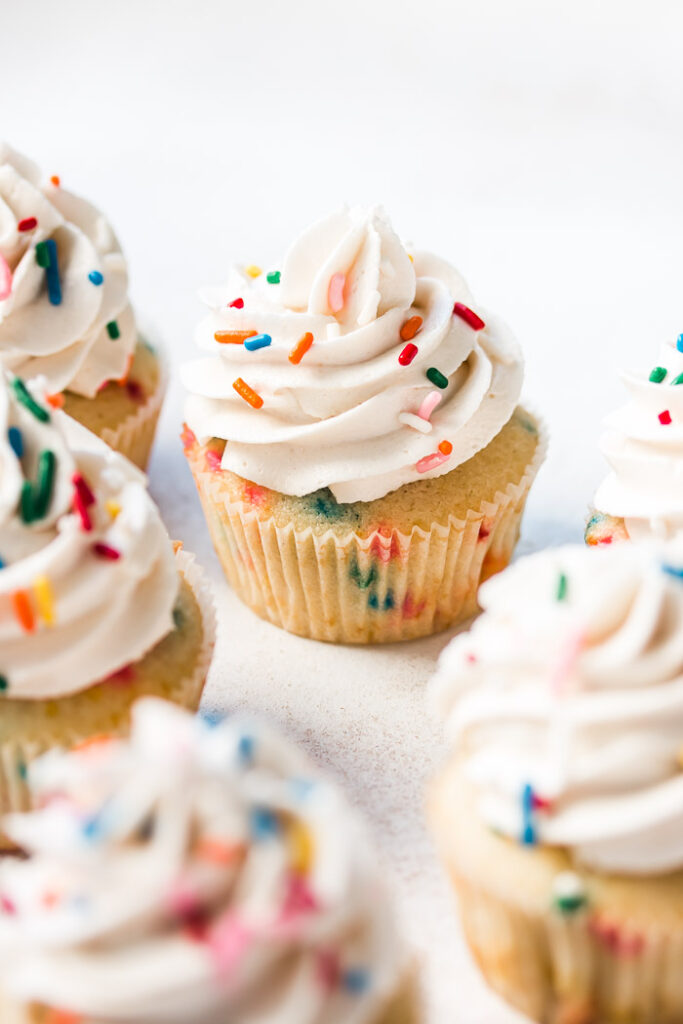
left=430, top=543, right=683, bottom=875
left=595, top=337, right=683, bottom=540
left=0, top=698, right=405, bottom=1024
left=0, top=143, right=137, bottom=397
left=0, top=371, right=178, bottom=698
left=182, top=206, right=523, bottom=503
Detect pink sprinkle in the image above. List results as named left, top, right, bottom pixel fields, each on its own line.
left=209, top=914, right=251, bottom=976
left=453, top=302, right=486, bottom=331
left=416, top=451, right=450, bottom=474
left=229, top=298, right=244, bottom=309
left=417, top=390, right=442, bottom=421
left=93, top=543, right=121, bottom=561
left=552, top=629, right=585, bottom=695
left=327, top=272, right=346, bottom=314
left=206, top=449, right=222, bottom=471
left=0, top=895, right=16, bottom=915
left=0, top=255, right=12, bottom=301
left=659, top=410, right=672, bottom=425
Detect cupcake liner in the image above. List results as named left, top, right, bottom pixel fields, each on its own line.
left=431, top=764, right=683, bottom=1024
left=0, top=549, right=215, bottom=830
left=373, top=966, right=421, bottom=1024
left=187, top=414, right=547, bottom=644
left=100, top=343, right=167, bottom=470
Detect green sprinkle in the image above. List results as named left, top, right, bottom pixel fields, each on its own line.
left=649, top=366, right=667, bottom=383
left=17, top=760, right=27, bottom=781
left=552, top=872, right=587, bottom=915
left=35, top=241, right=51, bottom=269
left=0, top=676, right=8, bottom=693
left=554, top=892, right=586, bottom=915
left=12, top=378, right=50, bottom=423
left=173, top=606, right=185, bottom=630
left=20, top=480, right=35, bottom=524
left=34, top=450, right=56, bottom=518
left=672, top=373, right=683, bottom=386
left=426, top=367, right=449, bottom=389
left=266, top=270, right=281, bottom=284
left=106, top=320, right=120, bottom=340
left=556, top=572, right=568, bottom=601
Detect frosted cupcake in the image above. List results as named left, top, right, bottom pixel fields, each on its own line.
left=0, top=143, right=165, bottom=469
left=182, top=206, right=545, bottom=643
left=0, top=698, right=418, bottom=1024
left=429, top=543, right=683, bottom=1024
left=0, top=371, right=214, bottom=820
left=586, top=334, right=683, bottom=545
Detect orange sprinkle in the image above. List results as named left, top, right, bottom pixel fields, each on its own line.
left=438, top=440, right=453, bottom=456
left=12, top=590, right=35, bottom=633
left=116, top=352, right=134, bottom=386
left=46, top=392, right=65, bottom=409
left=45, top=1011, right=82, bottom=1024
left=72, top=734, right=117, bottom=753
left=288, top=332, right=314, bottom=365
left=196, top=837, right=243, bottom=865
left=233, top=377, right=263, bottom=409
left=214, top=329, right=258, bottom=345
left=400, top=315, right=423, bottom=342
left=50, top=175, right=61, bottom=187
left=172, top=540, right=184, bottom=554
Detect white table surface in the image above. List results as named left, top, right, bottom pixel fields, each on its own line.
left=4, top=1, right=683, bottom=1018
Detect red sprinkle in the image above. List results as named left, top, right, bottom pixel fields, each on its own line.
left=229, top=298, right=244, bottom=309
left=93, top=543, right=121, bottom=561
left=398, top=343, right=418, bottom=366
left=72, top=473, right=95, bottom=507
left=17, top=217, right=38, bottom=232
left=453, top=302, right=486, bottom=331
left=659, top=410, right=672, bottom=425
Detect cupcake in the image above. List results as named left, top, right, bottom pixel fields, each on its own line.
left=0, top=370, right=214, bottom=821
left=0, top=698, right=418, bottom=1024
left=0, top=143, right=165, bottom=469
left=182, top=206, right=545, bottom=643
left=429, top=543, right=683, bottom=1024
left=586, top=333, right=683, bottom=546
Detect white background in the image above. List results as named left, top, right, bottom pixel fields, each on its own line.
left=3, top=2, right=683, bottom=1020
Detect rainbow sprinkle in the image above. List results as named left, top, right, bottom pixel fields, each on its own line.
left=418, top=391, right=442, bottom=420
left=398, top=343, right=418, bottom=366
left=12, top=377, right=50, bottom=423
left=88, top=270, right=104, bottom=286
left=289, top=332, right=314, bottom=364
left=659, top=410, right=672, bottom=425
left=521, top=783, right=536, bottom=844
left=0, top=677, right=8, bottom=693
left=266, top=271, right=281, bottom=284
left=453, top=302, right=485, bottom=331
left=327, top=272, right=346, bottom=314
left=0, top=255, right=11, bottom=301
left=8, top=427, right=23, bottom=458
left=233, top=378, right=263, bottom=409
left=214, top=330, right=257, bottom=345
left=649, top=366, right=667, bottom=383
left=229, top=298, right=244, bottom=309
left=416, top=450, right=450, bottom=474
left=400, top=315, right=423, bottom=342
left=677, top=334, right=683, bottom=354
left=244, top=265, right=262, bottom=278
left=44, top=239, right=62, bottom=305
left=17, top=217, right=37, bottom=232
left=243, top=333, right=271, bottom=352
left=426, top=367, right=448, bottom=389
left=398, top=412, right=431, bottom=434
left=93, top=543, right=121, bottom=561
left=12, top=590, right=35, bottom=633
left=34, top=574, right=55, bottom=626
left=106, top=321, right=120, bottom=340
left=556, top=572, right=568, bottom=601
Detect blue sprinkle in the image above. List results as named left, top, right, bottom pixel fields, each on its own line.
left=8, top=426, right=23, bottom=458
left=199, top=708, right=225, bottom=729
left=250, top=807, right=280, bottom=839
left=88, top=270, right=104, bottom=286
left=662, top=564, right=683, bottom=581
left=521, top=783, right=536, bottom=845
left=290, top=777, right=315, bottom=800
left=238, top=734, right=254, bottom=765
left=384, top=590, right=394, bottom=610
left=82, top=814, right=103, bottom=841
left=244, top=333, right=272, bottom=352
left=45, top=239, right=62, bottom=306
left=343, top=968, right=371, bottom=994
left=0, top=557, right=5, bottom=570
left=678, top=333, right=683, bottom=354
left=368, top=593, right=379, bottom=609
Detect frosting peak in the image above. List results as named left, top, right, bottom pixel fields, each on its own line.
left=0, top=371, right=178, bottom=698
left=183, top=205, right=523, bottom=503
left=430, top=543, right=683, bottom=875
left=0, top=699, right=405, bottom=1024
left=594, top=335, right=683, bottom=539
left=0, top=143, right=137, bottom=397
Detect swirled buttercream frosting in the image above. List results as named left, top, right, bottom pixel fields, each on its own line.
left=0, top=143, right=137, bottom=397
left=0, top=370, right=178, bottom=699
left=0, top=698, right=406, bottom=1024
left=594, top=335, right=683, bottom=540
left=182, top=206, right=524, bottom=503
left=430, top=543, right=683, bottom=875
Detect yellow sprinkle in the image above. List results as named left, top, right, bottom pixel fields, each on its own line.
left=105, top=500, right=121, bottom=520
left=244, top=264, right=262, bottom=278
left=288, top=820, right=315, bottom=875
left=408, top=254, right=414, bottom=263
left=33, top=574, right=55, bottom=627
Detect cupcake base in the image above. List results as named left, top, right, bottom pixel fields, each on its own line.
left=62, top=337, right=166, bottom=470
left=430, top=760, right=683, bottom=1024
left=183, top=407, right=546, bottom=644
left=0, top=550, right=215, bottom=833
